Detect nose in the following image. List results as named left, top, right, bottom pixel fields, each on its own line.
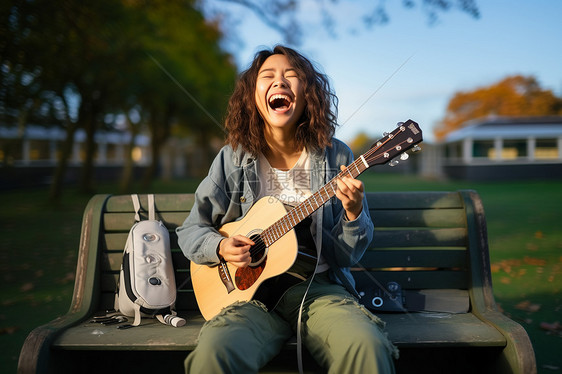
left=273, top=79, right=288, bottom=88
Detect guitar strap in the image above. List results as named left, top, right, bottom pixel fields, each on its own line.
left=295, top=220, right=322, bottom=374
left=290, top=217, right=318, bottom=277
left=294, top=217, right=316, bottom=252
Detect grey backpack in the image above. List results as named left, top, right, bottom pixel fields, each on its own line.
left=115, top=194, right=185, bottom=327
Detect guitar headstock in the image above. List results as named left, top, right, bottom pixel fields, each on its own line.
left=362, top=119, right=422, bottom=167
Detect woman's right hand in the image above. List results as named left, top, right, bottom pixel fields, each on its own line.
left=218, top=235, right=255, bottom=268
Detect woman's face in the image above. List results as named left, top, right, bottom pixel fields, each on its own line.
left=255, top=54, right=306, bottom=134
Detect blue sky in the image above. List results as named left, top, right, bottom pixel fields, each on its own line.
left=217, top=0, right=562, bottom=143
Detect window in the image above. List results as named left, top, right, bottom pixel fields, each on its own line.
left=535, top=139, right=558, bottom=159
left=503, top=139, right=527, bottom=159
left=473, top=140, right=495, bottom=159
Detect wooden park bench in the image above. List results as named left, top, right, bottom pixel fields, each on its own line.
left=18, top=191, right=536, bottom=373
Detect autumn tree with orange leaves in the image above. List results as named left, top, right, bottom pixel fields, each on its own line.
left=434, top=75, right=562, bottom=140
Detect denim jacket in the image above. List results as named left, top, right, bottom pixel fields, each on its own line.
left=176, top=138, right=374, bottom=298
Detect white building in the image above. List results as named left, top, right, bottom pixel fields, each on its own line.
left=0, top=125, right=151, bottom=167
left=440, top=116, right=562, bottom=180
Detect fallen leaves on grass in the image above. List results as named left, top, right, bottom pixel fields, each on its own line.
left=540, top=321, right=562, bottom=337
left=0, top=326, right=19, bottom=335
left=20, top=282, right=34, bottom=292
left=58, top=272, right=75, bottom=284
left=491, top=259, right=522, bottom=274
left=500, top=277, right=511, bottom=284
left=514, top=300, right=541, bottom=313
left=524, top=256, right=547, bottom=266
left=526, top=243, right=539, bottom=251
left=534, top=231, right=544, bottom=239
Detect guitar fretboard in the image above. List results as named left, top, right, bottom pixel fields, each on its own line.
left=260, top=156, right=368, bottom=247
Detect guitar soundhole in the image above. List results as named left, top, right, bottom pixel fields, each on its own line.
left=248, top=233, right=267, bottom=265
left=235, top=233, right=267, bottom=291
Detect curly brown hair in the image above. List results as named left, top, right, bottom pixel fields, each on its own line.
left=224, top=45, right=338, bottom=155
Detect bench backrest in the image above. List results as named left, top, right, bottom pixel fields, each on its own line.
left=94, top=191, right=481, bottom=314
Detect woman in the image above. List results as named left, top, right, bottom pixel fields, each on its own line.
left=177, top=45, right=397, bottom=373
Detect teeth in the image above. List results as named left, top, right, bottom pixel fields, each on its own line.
left=269, top=94, right=290, bottom=103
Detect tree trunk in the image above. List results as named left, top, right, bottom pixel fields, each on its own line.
left=49, top=120, right=79, bottom=202
left=142, top=103, right=174, bottom=187
left=119, top=115, right=138, bottom=193
left=49, top=93, right=81, bottom=202
left=79, top=98, right=101, bottom=194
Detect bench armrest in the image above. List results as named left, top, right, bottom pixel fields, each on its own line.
left=18, top=194, right=111, bottom=374
left=461, top=190, right=536, bottom=374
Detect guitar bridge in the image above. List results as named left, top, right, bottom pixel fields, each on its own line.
left=218, top=259, right=235, bottom=293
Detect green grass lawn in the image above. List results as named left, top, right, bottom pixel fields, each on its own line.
left=1, top=175, right=561, bottom=373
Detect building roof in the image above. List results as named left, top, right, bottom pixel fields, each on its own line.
left=444, top=116, right=562, bottom=142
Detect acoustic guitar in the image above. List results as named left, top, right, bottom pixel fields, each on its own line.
left=191, top=119, right=423, bottom=320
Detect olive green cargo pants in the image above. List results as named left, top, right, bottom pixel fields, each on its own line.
left=185, top=272, right=398, bottom=373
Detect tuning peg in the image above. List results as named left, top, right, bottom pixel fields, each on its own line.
left=389, top=159, right=400, bottom=167
left=412, top=145, right=422, bottom=153
left=396, top=121, right=404, bottom=128
left=400, top=153, right=409, bottom=161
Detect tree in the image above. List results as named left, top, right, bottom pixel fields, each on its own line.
left=126, top=0, right=236, bottom=186
left=1, top=0, right=236, bottom=200
left=205, top=0, right=480, bottom=45
left=434, top=75, right=562, bottom=140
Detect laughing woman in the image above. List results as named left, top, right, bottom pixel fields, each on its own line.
left=176, top=45, right=397, bottom=373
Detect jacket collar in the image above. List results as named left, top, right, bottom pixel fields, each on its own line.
left=231, top=144, right=326, bottom=168
left=231, top=145, right=256, bottom=168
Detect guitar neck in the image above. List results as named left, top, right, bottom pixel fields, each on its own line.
left=259, top=119, right=422, bottom=249
left=260, top=156, right=368, bottom=247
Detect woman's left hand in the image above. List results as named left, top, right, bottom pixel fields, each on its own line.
left=335, top=165, right=364, bottom=221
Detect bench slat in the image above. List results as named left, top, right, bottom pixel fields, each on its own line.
left=379, top=313, right=506, bottom=347
left=53, top=316, right=206, bottom=351
left=52, top=312, right=504, bottom=351
left=373, top=228, right=467, bottom=248
left=353, top=270, right=468, bottom=290
left=103, top=212, right=189, bottom=231
left=102, top=248, right=467, bottom=273
left=359, top=249, right=467, bottom=269
left=371, top=209, right=466, bottom=228
left=104, top=194, right=196, bottom=212
left=367, top=192, right=464, bottom=210
left=103, top=209, right=467, bottom=233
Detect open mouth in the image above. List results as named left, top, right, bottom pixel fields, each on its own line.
left=268, top=94, right=292, bottom=111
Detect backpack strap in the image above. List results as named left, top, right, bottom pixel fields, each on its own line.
left=131, top=194, right=156, bottom=221
left=132, top=303, right=142, bottom=326
left=131, top=194, right=142, bottom=222
left=148, top=194, right=156, bottom=221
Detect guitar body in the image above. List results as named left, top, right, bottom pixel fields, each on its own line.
left=190, top=197, right=299, bottom=320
